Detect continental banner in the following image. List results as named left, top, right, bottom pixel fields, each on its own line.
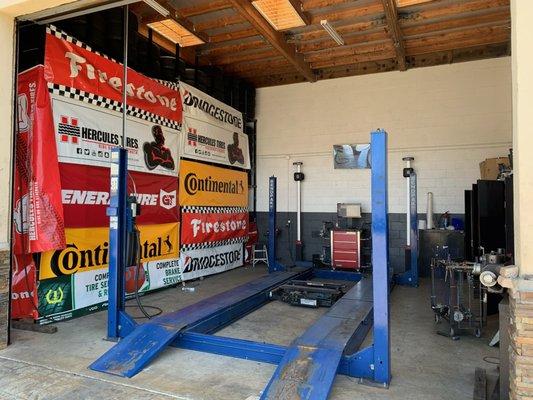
left=51, top=93, right=180, bottom=176
left=181, top=206, right=248, bottom=245
left=60, top=163, right=178, bottom=227
left=183, top=116, right=250, bottom=170
left=180, top=242, right=244, bottom=281
left=39, top=222, right=179, bottom=280
left=179, top=160, right=248, bottom=207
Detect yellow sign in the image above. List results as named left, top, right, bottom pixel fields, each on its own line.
left=39, top=223, right=180, bottom=280
left=179, top=160, right=248, bottom=207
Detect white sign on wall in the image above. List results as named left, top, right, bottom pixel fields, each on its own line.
left=179, top=242, right=244, bottom=281
left=182, top=116, right=250, bottom=169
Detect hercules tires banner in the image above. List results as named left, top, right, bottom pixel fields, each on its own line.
left=183, top=117, right=250, bottom=169
left=179, top=160, right=248, bottom=207
left=51, top=93, right=180, bottom=176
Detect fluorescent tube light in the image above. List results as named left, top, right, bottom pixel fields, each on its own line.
left=320, top=19, right=344, bottom=46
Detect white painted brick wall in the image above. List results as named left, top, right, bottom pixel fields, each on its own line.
left=255, top=58, right=512, bottom=214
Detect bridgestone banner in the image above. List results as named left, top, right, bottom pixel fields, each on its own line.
left=180, top=242, right=244, bottom=281
left=51, top=93, right=180, bottom=176
left=180, top=81, right=243, bottom=132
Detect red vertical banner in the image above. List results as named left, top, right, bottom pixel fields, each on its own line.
left=10, top=254, right=38, bottom=319
left=14, top=66, right=65, bottom=254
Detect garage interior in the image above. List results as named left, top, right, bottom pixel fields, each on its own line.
left=0, top=0, right=531, bottom=399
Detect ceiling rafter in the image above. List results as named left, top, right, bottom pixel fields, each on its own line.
left=227, top=0, right=316, bottom=82
left=381, top=0, right=407, bottom=70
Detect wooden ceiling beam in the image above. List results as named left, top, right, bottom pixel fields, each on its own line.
left=381, top=0, right=407, bottom=70
left=195, top=13, right=246, bottom=32
left=302, top=0, right=362, bottom=11
left=405, top=24, right=510, bottom=53
left=200, top=38, right=267, bottom=57
left=287, top=0, right=312, bottom=25
left=297, top=29, right=388, bottom=53
left=304, top=41, right=394, bottom=62
left=227, top=0, right=316, bottom=82
left=310, top=50, right=396, bottom=68
left=251, top=42, right=509, bottom=87
left=289, top=18, right=386, bottom=42
left=396, top=0, right=437, bottom=7
left=400, top=0, right=510, bottom=25
left=209, top=27, right=258, bottom=43
left=223, top=57, right=290, bottom=74
left=211, top=48, right=279, bottom=65
left=310, top=3, right=384, bottom=24
left=177, top=0, right=231, bottom=18
left=402, top=9, right=510, bottom=38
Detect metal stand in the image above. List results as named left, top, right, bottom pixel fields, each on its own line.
left=395, top=156, right=419, bottom=287
left=293, top=161, right=304, bottom=261
left=91, top=130, right=392, bottom=395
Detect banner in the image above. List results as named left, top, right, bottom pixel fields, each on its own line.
left=180, top=81, right=242, bottom=132
left=181, top=207, right=248, bottom=245
left=183, top=117, right=250, bottom=169
left=51, top=93, right=179, bottom=176
left=13, top=66, right=65, bottom=255
left=179, top=160, right=248, bottom=207
left=39, top=222, right=179, bottom=280
left=60, top=163, right=178, bottom=227
left=180, top=242, right=243, bottom=281
left=10, top=254, right=38, bottom=319
left=44, top=26, right=182, bottom=125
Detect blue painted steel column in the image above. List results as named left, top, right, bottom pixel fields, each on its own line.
left=370, top=130, right=391, bottom=385
left=409, top=172, right=419, bottom=286
left=268, top=176, right=284, bottom=272
left=107, top=147, right=128, bottom=340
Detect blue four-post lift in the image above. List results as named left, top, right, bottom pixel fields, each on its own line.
left=90, top=130, right=392, bottom=398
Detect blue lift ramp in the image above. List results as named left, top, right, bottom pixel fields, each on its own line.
left=90, top=268, right=310, bottom=378
left=260, top=278, right=373, bottom=400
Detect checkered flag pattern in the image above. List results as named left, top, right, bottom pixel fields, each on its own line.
left=180, top=236, right=247, bottom=252
left=48, top=84, right=182, bottom=131
left=181, top=206, right=248, bottom=214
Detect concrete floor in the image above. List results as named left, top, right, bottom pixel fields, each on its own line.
left=0, top=265, right=499, bottom=400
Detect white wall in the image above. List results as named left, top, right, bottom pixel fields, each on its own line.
left=255, top=57, right=512, bottom=215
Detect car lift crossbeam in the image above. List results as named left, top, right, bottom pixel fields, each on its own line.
left=90, top=130, right=391, bottom=398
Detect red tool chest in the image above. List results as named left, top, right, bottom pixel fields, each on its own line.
left=330, top=230, right=360, bottom=270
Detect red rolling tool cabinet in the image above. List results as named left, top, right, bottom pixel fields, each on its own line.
left=330, top=230, right=360, bottom=270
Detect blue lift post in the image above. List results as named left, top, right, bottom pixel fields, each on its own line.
left=91, top=130, right=392, bottom=396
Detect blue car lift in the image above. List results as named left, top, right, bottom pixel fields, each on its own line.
left=90, top=130, right=391, bottom=398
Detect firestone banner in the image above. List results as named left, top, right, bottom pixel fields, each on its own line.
left=180, top=242, right=243, bottom=281
left=39, top=223, right=179, bottom=280
left=179, top=160, right=248, bottom=207
left=44, top=26, right=182, bottom=125
left=14, top=66, right=65, bottom=255
left=180, top=81, right=243, bottom=133
left=181, top=207, right=248, bottom=245
left=51, top=93, right=179, bottom=176
left=60, top=163, right=178, bottom=227
left=183, top=116, right=250, bottom=169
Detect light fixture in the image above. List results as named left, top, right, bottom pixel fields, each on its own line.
left=147, top=19, right=204, bottom=47
left=320, top=19, right=344, bottom=46
left=252, top=0, right=306, bottom=31
left=143, top=0, right=170, bottom=17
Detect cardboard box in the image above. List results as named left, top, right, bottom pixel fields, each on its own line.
left=480, top=157, right=510, bottom=180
